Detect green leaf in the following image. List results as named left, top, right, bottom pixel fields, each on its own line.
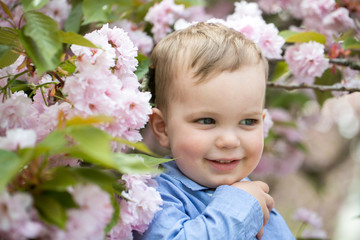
left=175, top=0, right=205, bottom=7
left=82, top=0, right=113, bottom=24
left=342, top=37, right=360, bottom=50
left=66, top=125, right=114, bottom=167
left=34, top=130, right=68, bottom=157
left=129, top=153, right=173, bottom=167
left=279, top=31, right=326, bottom=45
left=66, top=115, right=113, bottom=126
left=58, top=58, right=76, bottom=76
left=113, top=152, right=162, bottom=174
left=0, top=44, right=19, bottom=68
left=0, top=150, right=24, bottom=192
left=20, top=11, right=62, bottom=74
left=43, top=190, right=78, bottom=209
left=71, top=167, right=117, bottom=191
left=58, top=30, right=98, bottom=48
left=34, top=193, right=67, bottom=229
left=113, top=137, right=158, bottom=156
left=0, top=2, right=14, bottom=21
left=270, top=61, right=289, bottom=82
left=65, top=0, right=83, bottom=33
left=135, top=57, right=150, bottom=80
left=20, top=0, right=49, bottom=11
left=314, top=68, right=342, bottom=106
left=0, top=29, right=18, bottom=45
left=105, top=191, right=120, bottom=234
left=266, top=89, right=310, bottom=110
left=39, top=167, right=77, bottom=191
left=0, top=29, right=21, bottom=67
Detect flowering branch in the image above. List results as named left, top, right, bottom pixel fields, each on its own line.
left=267, top=82, right=360, bottom=92
left=329, top=58, right=360, bottom=71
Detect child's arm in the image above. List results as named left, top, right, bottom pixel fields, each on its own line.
left=137, top=182, right=266, bottom=240
left=231, top=181, right=274, bottom=239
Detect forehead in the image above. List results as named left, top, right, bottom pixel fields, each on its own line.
left=169, top=62, right=266, bottom=111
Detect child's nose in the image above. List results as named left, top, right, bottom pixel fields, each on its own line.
left=215, top=130, right=240, bottom=149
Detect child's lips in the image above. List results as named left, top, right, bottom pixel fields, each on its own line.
left=205, top=158, right=241, bottom=172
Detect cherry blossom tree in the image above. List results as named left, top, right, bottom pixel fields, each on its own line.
left=0, top=0, right=359, bottom=239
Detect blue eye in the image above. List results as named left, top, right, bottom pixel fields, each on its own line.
left=197, top=118, right=215, bottom=124
left=240, top=119, right=258, bottom=126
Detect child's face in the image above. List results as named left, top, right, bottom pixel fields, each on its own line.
left=159, top=63, right=266, bottom=188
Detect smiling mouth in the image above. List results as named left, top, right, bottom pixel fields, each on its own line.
left=206, top=158, right=241, bottom=172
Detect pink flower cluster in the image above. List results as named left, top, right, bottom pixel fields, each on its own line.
left=293, top=208, right=327, bottom=239
left=174, top=1, right=285, bottom=59
left=0, top=24, right=152, bottom=152
left=0, top=128, right=36, bottom=151
left=111, top=20, right=154, bottom=55
left=254, top=108, right=305, bottom=177
left=39, top=0, right=71, bottom=29
left=259, top=0, right=355, bottom=44
left=225, top=1, right=285, bottom=59
left=0, top=191, right=43, bottom=240
left=64, top=24, right=152, bottom=149
left=284, top=41, right=329, bottom=84
left=145, top=0, right=185, bottom=43
left=53, top=184, right=114, bottom=240
left=107, top=174, right=162, bottom=240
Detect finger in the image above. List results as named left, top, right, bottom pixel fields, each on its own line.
left=256, top=226, right=264, bottom=240
left=262, top=205, right=270, bottom=226
left=254, top=181, right=270, bottom=193
left=265, top=193, right=275, bottom=211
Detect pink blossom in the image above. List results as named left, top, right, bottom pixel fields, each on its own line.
left=323, top=7, right=355, bottom=33
left=293, top=208, right=323, bottom=229
left=226, top=16, right=265, bottom=44
left=0, top=191, right=43, bottom=240
left=183, top=6, right=212, bottom=22
left=302, top=229, right=327, bottom=239
left=64, top=24, right=152, bottom=149
left=258, top=0, right=283, bottom=14
left=107, top=174, right=162, bottom=239
left=0, top=56, right=25, bottom=87
left=111, top=20, right=154, bottom=55
left=263, top=109, right=273, bottom=138
left=53, top=184, right=113, bottom=240
left=0, top=4, right=24, bottom=28
left=257, top=23, right=285, bottom=59
left=0, top=91, right=39, bottom=135
left=229, top=1, right=263, bottom=19
left=63, top=71, right=122, bottom=116
left=97, top=24, right=139, bottom=81
left=284, top=41, right=329, bottom=84
left=145, top=0, right=185, bottom=42
left=71, top=30, right=115, bottom=74
left=226, top=16, right=284, bottom=59
left=35, top=102, right=72, bottom=140
left=39, top=0, right=71, bottom=29
left=300, top=0, right=336, bottom=18
left=0, top=128, right=36, bottom=151
left=255, top=140, right=305, bottom=176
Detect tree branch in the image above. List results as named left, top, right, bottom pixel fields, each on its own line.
left=330, top=58, right=360, bottom=71
left=267, top=82, right=360, bottom=92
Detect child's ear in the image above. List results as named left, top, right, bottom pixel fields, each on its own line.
left=262, top=110, right=266, bottom=121
left=149, top=108, right=170, bottom=148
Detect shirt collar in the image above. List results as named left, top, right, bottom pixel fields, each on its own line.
left=161, top=161, right=209, bottom=191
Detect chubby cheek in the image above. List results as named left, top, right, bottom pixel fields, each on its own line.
left=248, top=135, right=264, bottom=162
left=171, top=134, right=205, bottom=160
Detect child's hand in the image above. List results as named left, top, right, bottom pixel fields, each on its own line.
left=231, top=181, right=274, bottom=240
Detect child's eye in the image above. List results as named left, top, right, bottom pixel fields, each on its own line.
left=197, top=118, right=215, bottom=125
left=240, top=119, right=258, bottom=126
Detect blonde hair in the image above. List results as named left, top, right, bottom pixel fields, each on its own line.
left=150, top=22, right=268, bottom=111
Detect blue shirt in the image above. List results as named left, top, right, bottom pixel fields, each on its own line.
left=135, top=161, right=295, bottom=240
